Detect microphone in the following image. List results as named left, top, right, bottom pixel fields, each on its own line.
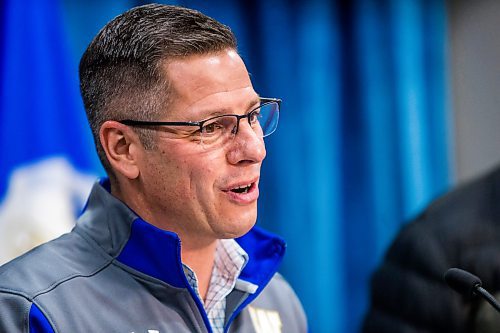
left=444, top=268, right=500, bottom=312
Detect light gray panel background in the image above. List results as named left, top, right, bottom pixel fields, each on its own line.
left=449, top=0, right=500, bottom=182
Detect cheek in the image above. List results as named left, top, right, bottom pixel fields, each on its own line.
left=187, top=155, right=222, bottom=201
left=153, top=147, right=224, bottom=201
left=188, top=163, right=216, bottom=193
left=144, top=150, right=186, bottom=195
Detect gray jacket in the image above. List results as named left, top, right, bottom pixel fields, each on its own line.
left=0, top=180, right=307, bottom=333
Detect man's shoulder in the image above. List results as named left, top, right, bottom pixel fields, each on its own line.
left=393, top=165, right=500, bottom=246
left=421, top=165, right=500, bottom=223
left=264, top=273, right=302, bottom=303
left=0, top=229, right=109, bottom=299
left=381, top=165, right=500, bottom=277
left=248, top=273, right=308, bottom=332
left=267, top=272, right=293, bottom=289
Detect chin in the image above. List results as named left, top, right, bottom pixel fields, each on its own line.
left=217, top=216, right=257, bottom=239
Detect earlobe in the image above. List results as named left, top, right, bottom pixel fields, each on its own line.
left=100, top=121, right=140, bottom=179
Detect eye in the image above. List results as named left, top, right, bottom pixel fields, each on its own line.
left=248, top=110, right=260, bottom=124
left=201, top=120, right=224, bottom=135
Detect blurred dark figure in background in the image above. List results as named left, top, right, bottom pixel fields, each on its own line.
left=363, top=165, right=500, bottom=333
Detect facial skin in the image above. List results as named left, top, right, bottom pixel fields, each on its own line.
left=105, top=49, right=266, bottom=249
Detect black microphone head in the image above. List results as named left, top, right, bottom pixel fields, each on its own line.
left=444, top=268, right=482, bottom=298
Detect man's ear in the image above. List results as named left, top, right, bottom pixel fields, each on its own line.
left=100, top=121, right=141, bottom=179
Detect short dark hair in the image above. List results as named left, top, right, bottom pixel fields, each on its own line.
left=79, top=4, right=237, bottom=175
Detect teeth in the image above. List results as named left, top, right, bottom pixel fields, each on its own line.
left=231, top=183, right=252, bottom=193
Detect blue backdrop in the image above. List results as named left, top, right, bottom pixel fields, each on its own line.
left=0, top=0, right=452, bottom=332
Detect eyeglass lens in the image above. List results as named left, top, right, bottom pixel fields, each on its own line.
left=200, top=101, right=279, bottom=147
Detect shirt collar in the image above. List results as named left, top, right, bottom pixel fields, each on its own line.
left=77, top=179, right=286, bottom=292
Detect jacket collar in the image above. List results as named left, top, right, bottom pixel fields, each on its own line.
left=76, top=179, right=286, bottom=290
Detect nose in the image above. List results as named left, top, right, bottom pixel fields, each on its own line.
left=226, top=120, right=266, bottom=165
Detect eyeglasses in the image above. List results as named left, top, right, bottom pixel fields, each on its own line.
left=119, top=97, right=280, bottom=148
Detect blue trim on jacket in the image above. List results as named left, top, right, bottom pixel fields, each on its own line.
left=116, top=218, right=214, bottom=333
left=116, top=218, right=186, bottom=288
left=29, top=304, right=54, bottom=333
left=15, top=178, right=289, bottom=333
left=116, top=219, right=286, bottom=333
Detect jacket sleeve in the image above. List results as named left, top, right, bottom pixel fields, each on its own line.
left=0, top=292, right=30, bottom=332
left=0, top=292, right=55, bottom=333
left=274, top=274, right=308, bottom=333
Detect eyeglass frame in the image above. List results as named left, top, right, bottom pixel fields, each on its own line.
left=117, top=97, right=281, bottom=141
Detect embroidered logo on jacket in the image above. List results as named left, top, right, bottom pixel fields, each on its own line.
left=248, top=307, right=282, bottom=333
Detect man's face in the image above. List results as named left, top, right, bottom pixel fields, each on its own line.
left=136, top=49, right=266, bottom=244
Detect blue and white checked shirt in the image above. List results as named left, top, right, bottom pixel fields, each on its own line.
left=183, top=239, right=249, bottom=333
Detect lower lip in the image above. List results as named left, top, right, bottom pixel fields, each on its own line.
left=224, top=183, right=259, bottom=204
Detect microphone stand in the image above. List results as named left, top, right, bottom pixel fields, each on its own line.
left=475, top=286, right=500, bottom=313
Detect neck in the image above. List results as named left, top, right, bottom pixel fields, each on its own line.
left=111, top=179, right=219, bottom=299
left=182, top=239, right=218, bottom=301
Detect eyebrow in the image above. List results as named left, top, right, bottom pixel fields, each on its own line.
left=195, top=96, right=261, bottom=119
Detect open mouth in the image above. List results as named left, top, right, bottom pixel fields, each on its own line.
left=230, top=183, right=252, bottom=194
left=222, top=179, right=259, bottom=204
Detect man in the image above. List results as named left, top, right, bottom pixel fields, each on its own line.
left=363, top=165, right=500, bottom=332
left=0, top=4, right=307, bottom=333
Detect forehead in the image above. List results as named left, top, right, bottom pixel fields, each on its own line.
left=163, top=49, right=258, bottom=119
